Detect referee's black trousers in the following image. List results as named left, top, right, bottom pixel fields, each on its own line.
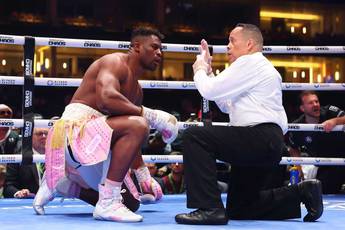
left=183, top=123, right=302, bottom=220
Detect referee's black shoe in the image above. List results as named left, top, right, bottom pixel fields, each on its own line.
left=175, top=208, right=228, bottom=225
left=298, top=179, right=323, bottom=222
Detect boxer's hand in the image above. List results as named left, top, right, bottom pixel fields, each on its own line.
left=141, top=106, right=178, bottom=144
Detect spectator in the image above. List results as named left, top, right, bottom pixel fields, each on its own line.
left=4, top=115, right=49, bottom=198
left=0, top=104, right=21, bottom=157
left=0, top=165, right=5, bottom=198
left=287, top=91, right=345, bottom=194
left=159, top=152, right=185, bottom=194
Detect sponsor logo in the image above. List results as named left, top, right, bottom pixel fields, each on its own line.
left=341, top=83, right=345, bottom=88
left=83, top=41, right=101, bottom=48
left=48, top=39, right=66, bottom=47
left=329, top=105, right=339, bottom=112
left=1, top=155, right=16, bottom=163
left=283, top=83, right=302, bottom=89
left=315, top=158, right=321, bottom=163
left=149, top=81, right=169, bottom=88
left=288, top=124, right=300, bottom=130
left=315, top=46, right=329, bottom=51
left=286, top=158, right=292, bottom=163
left=314, top=125, right=323, bottom=131
left=157, top=156, right=169, bottom=161
left=23, top=120, right=33, bottom=138
left=47, top=80, right=68, bottom=86
left=314, top=84, right=330, bottom=88
left=0, top=79, right=16, bottom=85
left=118, top=43, right=130, bottom=49
left=262, top=47, right=272, bottom=52
left=0, top=120, right=14, bottom=127
left=150, top=156, right=157, bottom=162
left=48, top=121, right=54, bottom=127
left=183, top=46, right=199, bottom=52
left=342, top=125, right=345, bottom=132
left=24, top=90, right=32, bottom=108
left=161, top=45, right=167, bottom=51
left=0, top=36, right=15, bottom=44
left=181, top=82, right=195, bottom=88
left=286, top=46, right=301, bottom=51
left=183, top=123, right=199, bottom=129
left=320, top=158, right=332, bottom=163
left=25, top=59, right=32, bottom=76
left=202, top=98, right=209, bottom=113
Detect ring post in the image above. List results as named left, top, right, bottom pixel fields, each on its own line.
left=22, top=36, right=35, bottom=165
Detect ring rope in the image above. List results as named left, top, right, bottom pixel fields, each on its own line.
left=0, top=154, right=345, bottom=166
left=0, top=118, right=344, bottom=132
left=1, top=76, right=345, bottom=91
left=1, top=34, right=345, bottom=54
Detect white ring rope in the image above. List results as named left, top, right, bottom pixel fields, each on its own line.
left=0, top=154, right=345, bottom=166
left=1, top=76, right=345, bottom=91
left=0, top=118, right=344, bottom=132
left=1, top=34, right=345, bottom=54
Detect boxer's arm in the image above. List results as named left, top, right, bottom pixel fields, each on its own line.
left=95, top=68, right=141, bottom=116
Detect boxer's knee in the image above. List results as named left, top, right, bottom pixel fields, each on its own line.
left=128, top=116, right=150, bottom=140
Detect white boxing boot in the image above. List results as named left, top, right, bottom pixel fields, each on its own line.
left=33, top=174, right=57, bottom=215
left=33, top=174, right=81, bottom=215
left=93, top=183, right=143, bottom=222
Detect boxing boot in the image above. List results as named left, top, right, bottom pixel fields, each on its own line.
left=33, top=173, right=57, bottom=215
left=93, top=182, right=143, bottom=222
left=33, top=174, right=81, bottom=215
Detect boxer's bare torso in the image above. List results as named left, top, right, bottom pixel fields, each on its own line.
left=71, top=53, right=143, bottom=115
left=70, top=34, right=162, bottom=116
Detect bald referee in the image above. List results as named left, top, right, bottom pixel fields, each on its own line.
left=175, top=23, right=323, bottom=225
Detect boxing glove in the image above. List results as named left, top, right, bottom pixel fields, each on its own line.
left=141, top=106, right=178, bottom=144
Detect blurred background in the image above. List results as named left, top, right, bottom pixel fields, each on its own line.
left=0, top=0, right=344, bottom=120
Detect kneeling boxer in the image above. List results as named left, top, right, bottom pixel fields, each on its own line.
left=33, top=27, right=178, bottom=222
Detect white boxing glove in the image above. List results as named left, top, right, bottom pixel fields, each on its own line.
left=142, top=106, right=178, bottom=144
left=133, top=166, right=163, bottom=204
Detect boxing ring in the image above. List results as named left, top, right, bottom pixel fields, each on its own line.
left=1, top=34, right=345, bottom=229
